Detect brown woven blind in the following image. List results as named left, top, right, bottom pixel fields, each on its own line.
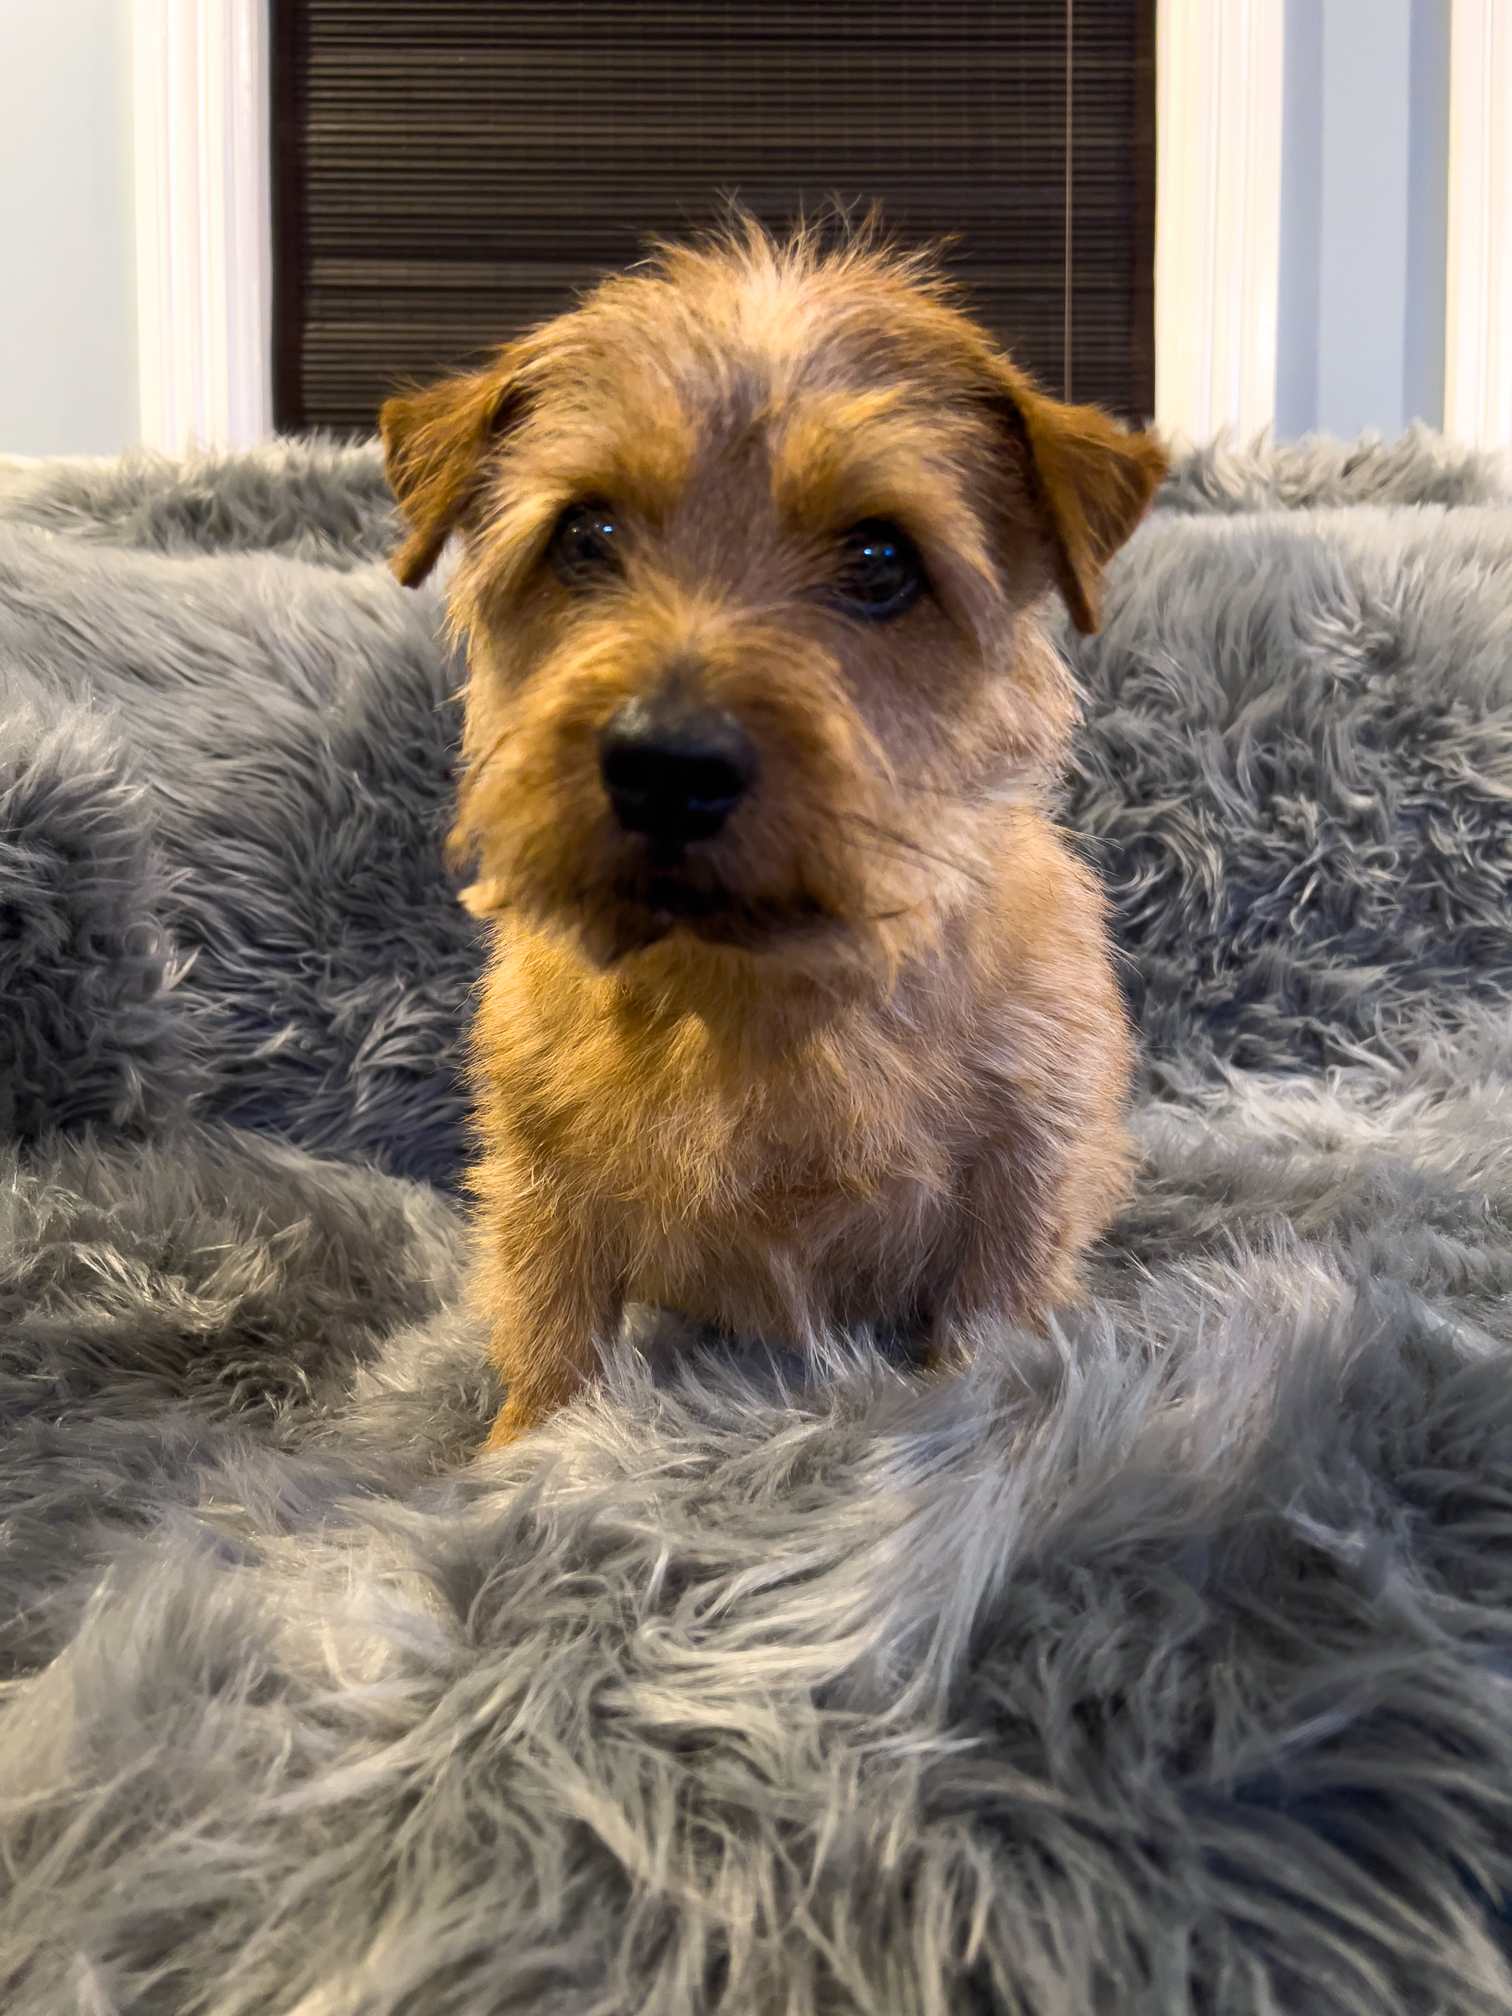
left=271, top=1, right=1154, bottom=435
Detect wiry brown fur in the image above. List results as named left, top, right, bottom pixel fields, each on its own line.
left=382, top=220, right=1167, bottom=1444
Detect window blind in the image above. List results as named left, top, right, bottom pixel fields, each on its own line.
left=271, top=1, right=1154, bottom=435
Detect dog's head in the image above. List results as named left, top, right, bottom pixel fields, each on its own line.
left=383, top=222, right=1166, bottom=977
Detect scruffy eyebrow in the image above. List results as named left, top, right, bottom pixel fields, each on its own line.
left=509, top=375, right=702, bottom=522
left=768, top=387, right=998, bottom=591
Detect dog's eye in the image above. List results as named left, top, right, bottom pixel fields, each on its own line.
left=549, top=502, right=621, bottom=587
left=832, top=520, right=926, bottom=621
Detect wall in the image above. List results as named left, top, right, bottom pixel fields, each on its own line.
left=0, top=0, right=139, bottom=456
left=1276, top=0, right=1452, bottom=439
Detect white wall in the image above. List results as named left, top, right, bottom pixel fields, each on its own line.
left=0, top=0, right=139, bottom=455
left=1276, top=0, right=1452, bottom=439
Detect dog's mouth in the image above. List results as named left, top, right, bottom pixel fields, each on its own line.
left=602, top=853, right=833, bottom=956
left=639, top=871, right=735, bottom=921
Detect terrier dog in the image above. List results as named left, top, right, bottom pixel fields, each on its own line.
left=381, top=222, right=1167, bottom=1447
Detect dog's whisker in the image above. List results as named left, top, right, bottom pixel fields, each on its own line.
left=836, top=812, right=990, bottom=888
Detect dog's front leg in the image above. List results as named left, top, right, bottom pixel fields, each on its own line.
left=929, top=1140, right=1080, bottom=1362
left=474, top=1161, right=624, bottom=1448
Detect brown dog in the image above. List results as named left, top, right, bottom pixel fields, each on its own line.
left=381, top=222, right=1166, bottom=1447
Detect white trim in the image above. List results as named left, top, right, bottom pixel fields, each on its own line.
left=133, top=0, right=272, bottom=453
left=1154, top=0, right=1285, bottom=448
left=1444, top=0, right=1512, bottom=447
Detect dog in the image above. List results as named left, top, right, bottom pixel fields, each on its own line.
left=380, top=220, right=1167, bottom=1447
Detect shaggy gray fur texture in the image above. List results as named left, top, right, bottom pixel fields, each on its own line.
left=1065, top=505, right=1512, bottom=1072
left=1153, top=423, right=1511, bottom=516
left=0, top=522, right=474, bottom=1183
left=4, top=432, right=1512, bottom=2014
left=0, top=438, right=398, bottom=566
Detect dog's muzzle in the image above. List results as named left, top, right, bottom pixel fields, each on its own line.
left=599, top=699, right=757, bottom=848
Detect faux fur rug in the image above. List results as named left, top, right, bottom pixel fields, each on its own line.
left=4, top=433, right=1512, bottom=2014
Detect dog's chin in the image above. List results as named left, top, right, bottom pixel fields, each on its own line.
left=561, top=859, right=840, bottom=968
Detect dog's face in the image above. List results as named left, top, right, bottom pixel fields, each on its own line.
left=383, top=227, right=1166, bottom=976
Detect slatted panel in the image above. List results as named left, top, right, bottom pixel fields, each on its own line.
left=271, top=1, right=1154, bottom=435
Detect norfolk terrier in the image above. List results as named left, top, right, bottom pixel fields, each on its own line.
left=381, top=221, right=1167, bottom=1447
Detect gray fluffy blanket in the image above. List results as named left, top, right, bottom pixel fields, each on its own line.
left=4, top=429, right=1512, bottom=2014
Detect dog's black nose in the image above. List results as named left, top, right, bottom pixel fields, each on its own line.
left=599, top=699, right=757, bottom=846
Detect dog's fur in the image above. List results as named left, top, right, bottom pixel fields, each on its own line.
left=381, top=223, right=1167, bottom=1443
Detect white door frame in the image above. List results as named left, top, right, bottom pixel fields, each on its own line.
left=1444, top=0, right=1512, bottom=448
left=1154, top=0, right=1285, bottom=448
left=133, top=0, right=272, bottom=454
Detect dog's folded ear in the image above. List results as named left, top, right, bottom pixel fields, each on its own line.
left=380, top=359, right=527, bottom=588
left=993, top=369, right=1168, bottom=635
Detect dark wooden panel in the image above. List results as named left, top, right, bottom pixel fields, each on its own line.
left=272, top=1, right=1155, bottom=434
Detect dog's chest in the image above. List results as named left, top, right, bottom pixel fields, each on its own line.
left=633, top=1016, right=955, bottom=1206
left=500, top=968, right=964, bottom=1210
left=606, top=1015, right=966, bottom=1327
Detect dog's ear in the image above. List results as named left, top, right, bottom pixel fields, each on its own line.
left=991, top=367, right=1168, bottom=635
left=380, top=358, right=527, bottom=588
